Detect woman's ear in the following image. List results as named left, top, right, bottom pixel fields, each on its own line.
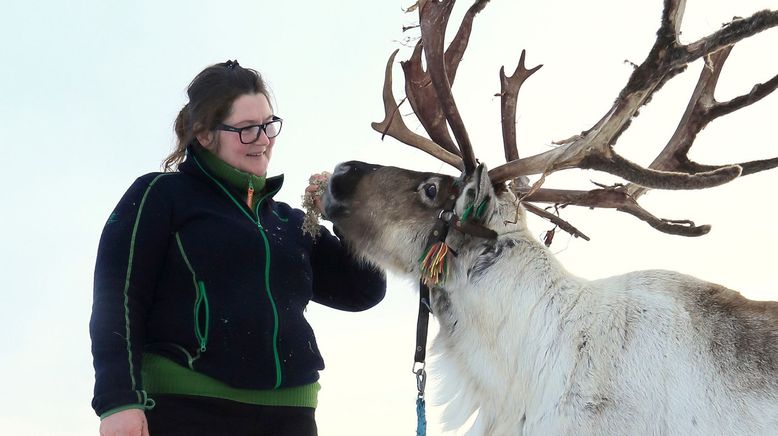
left=196, top=131, right=215, bottom=150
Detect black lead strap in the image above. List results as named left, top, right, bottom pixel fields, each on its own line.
left=415, top=282, right=432, bottom=366
left=414, top=279, right=432, bottom=402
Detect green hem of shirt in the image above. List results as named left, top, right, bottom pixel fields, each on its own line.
left=141, top=353, right=319, bottom=408
left=99, top=404, right=146, bottom=420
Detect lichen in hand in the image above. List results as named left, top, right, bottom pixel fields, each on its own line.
left=302, top=172, right=331, bottom=239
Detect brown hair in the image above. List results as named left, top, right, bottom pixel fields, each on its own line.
left=163, top=60, right=271, bottom=171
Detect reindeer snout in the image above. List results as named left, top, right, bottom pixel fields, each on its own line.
left=328, top=161, right=380, bottom=200
left=331, top=161, right=352, bottom=177
left=324, top=161, right=382, bottom=219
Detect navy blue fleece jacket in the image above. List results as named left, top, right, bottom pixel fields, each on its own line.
left=90, top=150, right=386, bottom=417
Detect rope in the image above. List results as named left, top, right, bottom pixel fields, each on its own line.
left=415, top=366, right=427, bottom=436
left=416, top=396, right=427, bottom=436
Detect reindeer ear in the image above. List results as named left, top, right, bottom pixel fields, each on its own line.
left=455, top=163, right=495, bottom=224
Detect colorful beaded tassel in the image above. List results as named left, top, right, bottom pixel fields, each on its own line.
left=419, top=242, right=450, bottom=286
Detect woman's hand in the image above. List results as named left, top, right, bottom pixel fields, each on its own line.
left=99, top=409, right=149, bottom=436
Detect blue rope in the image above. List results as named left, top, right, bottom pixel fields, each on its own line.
left=416, top=396, right=427, bottom=436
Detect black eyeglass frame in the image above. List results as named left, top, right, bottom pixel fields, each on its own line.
left=216, top=115, right=283, bottom=144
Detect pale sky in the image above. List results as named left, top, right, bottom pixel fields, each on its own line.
left=1, top=1, right=776, bottom=435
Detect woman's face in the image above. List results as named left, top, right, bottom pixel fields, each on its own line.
left=199, top=93, right=275, bottom=177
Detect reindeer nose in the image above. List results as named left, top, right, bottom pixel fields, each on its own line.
left=332, top=162, right=352, bottom=178
left=329, top=161, right=381, bottom=201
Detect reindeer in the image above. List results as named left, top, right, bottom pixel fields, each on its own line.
left=323, top=1, right=778, bottom=434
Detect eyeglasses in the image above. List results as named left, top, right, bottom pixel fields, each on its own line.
left=216, top=116, right=283, bottom=144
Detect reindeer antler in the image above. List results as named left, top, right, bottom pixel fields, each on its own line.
left=500, top=49, right=542, bottom=164
left=488, top=5, right=778, bottom=185
left=416, top=0, right=491, bottom=175
left=372, top=49, right=464, bottom=170
left=373, top=0, right=778, bottom=238
left=373, top=0, right=490, bottom=174
left=626, top=45, right=778, bottom=200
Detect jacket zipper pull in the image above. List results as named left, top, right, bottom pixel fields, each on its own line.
left=247, top=178, right=255, bottom=208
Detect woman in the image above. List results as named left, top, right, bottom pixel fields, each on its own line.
left=90, top=60, right=386, bottom=436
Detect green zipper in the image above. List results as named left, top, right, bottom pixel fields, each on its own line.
left=194, top=281, right=210, bottom=352
left=254, top=188, right=283, bottom=388
left=192, top=154, right=284, bottom=388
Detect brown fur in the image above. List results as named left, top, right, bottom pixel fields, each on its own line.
left=683, top=281, right=778, bottom=389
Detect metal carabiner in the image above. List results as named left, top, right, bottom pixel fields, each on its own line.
left=413, top=363, right=427, bottom=397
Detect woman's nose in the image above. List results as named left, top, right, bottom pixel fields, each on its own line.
left=254, top=130, right=271, bottom=145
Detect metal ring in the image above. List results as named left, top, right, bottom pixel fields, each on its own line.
left=438, top=210, right=455, bottom=222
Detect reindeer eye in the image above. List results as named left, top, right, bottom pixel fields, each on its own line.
left=423, top=183, right=438, bottom=200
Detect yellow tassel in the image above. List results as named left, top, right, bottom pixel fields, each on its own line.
left=420, top=242, right=449, bottom=286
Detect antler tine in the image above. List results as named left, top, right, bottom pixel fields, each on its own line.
left=444, top=0, right=491, bottom=84
left=683, top=10, right=778, bottom=64
left=401, top=42, right=461, bottom=157
left=500, top=49, right=542, bottom=168
left=522, top=202, right=590, bottom=241
left=371, top=49, right=465, bottom=171
left=488, top=135, right=743, bottom=189
left=419, top=0, right=478, bottom=174
left=521, top=187, right=711, bottom=237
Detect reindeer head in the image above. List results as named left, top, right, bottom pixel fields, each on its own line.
left=325, top=0, right=778, bottom=284
left=324, top=160, right=515, bottom=280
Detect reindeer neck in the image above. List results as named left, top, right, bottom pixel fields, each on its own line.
left=428, top=226, right=589, bottom=414
left=438, top=225, right=584, bottom=333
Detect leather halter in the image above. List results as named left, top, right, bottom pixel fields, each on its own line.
left=413, top=180, right=498, bottom=378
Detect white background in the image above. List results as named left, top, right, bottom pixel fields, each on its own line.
left=1, top=1, right=776, bottom=434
